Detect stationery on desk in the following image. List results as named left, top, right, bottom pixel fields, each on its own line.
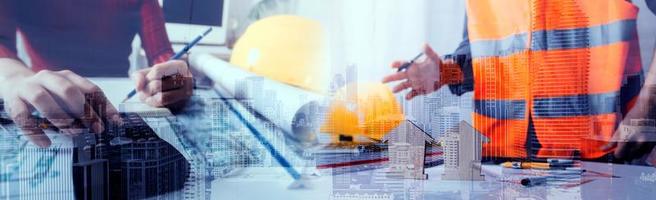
left=496, top=158, right=624, bottom=189
left=501, top=159, right=577, bottom=170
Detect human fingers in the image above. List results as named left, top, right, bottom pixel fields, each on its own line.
left=146, top=60, right=188, bottom=81
left=131, top=68, right=150, bottom=92
left=392, top=81, right=411, bottom=93
left=405, top=89, right=421, bottom=100
left=600, top=141, right=617, bottom=152
left=382, top=71, right=408, bottom=83
left=616, top=133, right=656, bottom=160
left=142, top=88, right=191, bottom=107
left=6, top=98, right=51, bottom=147
left=423, top=43, right=441, bottom=64
left=34, top=70, right=85, bottom=117
left=56, top=70, right=120, bottom=126
left=139, top=76, right=191, bottom=101
left=613, top=141, right=632, bottom=160
left=390, top=60, right=407, bottom=69
left=144, top=79, right=162, bottom=96
left=17, top=83, right=76, bottom=133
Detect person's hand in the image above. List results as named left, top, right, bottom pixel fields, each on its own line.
left=601, top=83, right=656, bottom=161
left=602, top=87, right=656, bottom=161
left=0, top=70, right=120, bottom=147
left=602, top=123, right=656, bottom=161
left=602, top=53, right=656, bottom=162
left=382, top=44, right=444, bottom=100
left=131, top=60, right=193, bottom=109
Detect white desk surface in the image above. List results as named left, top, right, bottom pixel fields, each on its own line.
left=210, top=162, right=656, bottom=200
left=89, top=78, right=656, bottom=200
left=89, top=77, right=139, bottom=106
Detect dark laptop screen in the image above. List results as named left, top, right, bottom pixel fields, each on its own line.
left=163, top=0, right=224, bottom=26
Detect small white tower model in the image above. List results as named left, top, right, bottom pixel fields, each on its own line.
left=442, top=121, right=489, bottom=181
left=383, top=120, right=435, bottom=180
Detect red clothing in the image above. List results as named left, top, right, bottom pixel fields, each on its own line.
left=0, top=0, right=173, bottom=77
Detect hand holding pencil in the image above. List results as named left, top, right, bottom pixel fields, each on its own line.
left=125, top=28, right=212, bottom=110
left=131, top=60, right=193, bottom=109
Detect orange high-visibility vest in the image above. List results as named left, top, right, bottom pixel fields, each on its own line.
left=465, top=0, right=642, bottom=159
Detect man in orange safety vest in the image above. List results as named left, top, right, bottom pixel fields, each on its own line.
left=383, top=0, right=647, bottom=161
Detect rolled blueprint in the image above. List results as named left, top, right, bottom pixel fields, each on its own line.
left=190, top=53, right=326, bottom=143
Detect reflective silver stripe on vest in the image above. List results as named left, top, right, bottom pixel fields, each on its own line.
left=474, top=91, right=619, bottom=119
left=470, top=19, right=637, bottom=58
left=475, top=99, right=526, bottom=120
left=533, top=92, right=619, bottom=118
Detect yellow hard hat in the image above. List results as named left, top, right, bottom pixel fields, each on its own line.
left=230, top=15, right=329, bottom=92
left=320, top=82, right=405, bottom=140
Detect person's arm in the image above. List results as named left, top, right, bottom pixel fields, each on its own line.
left=606, top=51, right=656, bottom=161
left=132, top=0, right=193, bottom=110
left=443, top=19, right=473, bottom=96
left=138, top=0, right=174, bottom=66
left=600, top=1, right=656, bottom=162
left=0, top=3, right=119, bottom=147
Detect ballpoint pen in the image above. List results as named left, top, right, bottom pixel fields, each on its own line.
left=397, top=52, right=425, bottom=72
left=121, top=27, right=213, bottom=103
left=501, top=160, right=578, bottom=170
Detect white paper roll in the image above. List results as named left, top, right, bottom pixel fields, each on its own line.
left=190, top=54, right=327, bottom=141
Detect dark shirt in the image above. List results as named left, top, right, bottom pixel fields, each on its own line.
left=648, top=0, right=656, bottom=15
left=0, top=0, right=174, bottom=77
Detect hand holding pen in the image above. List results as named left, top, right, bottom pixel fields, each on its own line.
left=382, top=44, right=444, bottom=100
